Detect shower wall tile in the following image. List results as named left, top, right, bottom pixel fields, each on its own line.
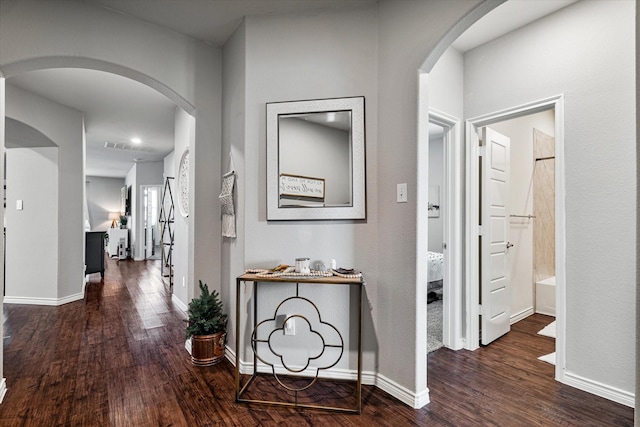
left=533, top=128, right=555, bottom=282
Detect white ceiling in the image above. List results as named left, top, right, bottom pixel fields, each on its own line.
left=9, top=68, right=176, bottom=177
left=84, top=0, right=379, bottom=47
left=452, top=0, right=577, bottom=52
left=5, top=0, right=576, bottom=177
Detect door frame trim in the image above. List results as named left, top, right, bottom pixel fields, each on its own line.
left=428, top=109, right=464, bottom=350
left=464, top=94, right=566, bottom=382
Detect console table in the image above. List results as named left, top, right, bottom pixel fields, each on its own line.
left=235, top=273, right=364, bottom=413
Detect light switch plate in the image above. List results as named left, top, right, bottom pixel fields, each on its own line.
left=16, top=200, right=23, bottom=210
left=397, top=183, right=407, bottom=203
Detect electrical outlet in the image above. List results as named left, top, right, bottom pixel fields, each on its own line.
left=284, top=316, right=295, bottom=336
left=397, top=183, right=408, bottom=203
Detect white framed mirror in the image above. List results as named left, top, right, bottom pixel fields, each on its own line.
left=267, top=96, right=366, bottom=220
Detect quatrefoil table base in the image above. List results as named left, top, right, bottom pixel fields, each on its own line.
left=235, top=273, right=364, bottom=414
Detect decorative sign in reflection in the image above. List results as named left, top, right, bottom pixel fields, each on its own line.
left=279, top=174, right=325, bottom=200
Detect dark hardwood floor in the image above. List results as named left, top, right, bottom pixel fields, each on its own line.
left=0, top=257, right=633, bottom=426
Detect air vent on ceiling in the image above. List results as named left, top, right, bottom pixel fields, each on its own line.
left=104, top=141, right=154, bottom=152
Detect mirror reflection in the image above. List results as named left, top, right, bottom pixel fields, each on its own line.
left=278, top=111, right=352, bottom=208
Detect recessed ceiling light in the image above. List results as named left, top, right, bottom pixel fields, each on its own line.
left=131, top=137, right=142, bottom=144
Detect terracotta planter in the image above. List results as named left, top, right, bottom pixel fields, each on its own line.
left=191, top=331, right=226, bottom=366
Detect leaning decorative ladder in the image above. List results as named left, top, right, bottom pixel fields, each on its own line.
left=159, top=177, right=175, bottom=288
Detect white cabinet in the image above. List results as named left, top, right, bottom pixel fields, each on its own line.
left=107, top=228, right=128, bottom=258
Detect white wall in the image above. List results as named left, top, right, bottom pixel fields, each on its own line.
left=5, top=147, right=58, bottom=301
left=427, top=134, right=444, bottom=252
left=464, top=0, right=635, bottom=395
left=490, top=110, right=555, bottom=321
left=428, top=47, right=464, bottom=119
left=86, top=175, right=125, bottom=231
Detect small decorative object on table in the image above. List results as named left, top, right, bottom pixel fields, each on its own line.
left=331, top=267, right=363, bottom=279
left=186, top=280, right=228, bottom=366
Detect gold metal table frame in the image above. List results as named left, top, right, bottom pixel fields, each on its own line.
left=235, top=273, right=364, bottom=414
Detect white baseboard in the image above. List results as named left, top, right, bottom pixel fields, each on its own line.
left=171, top=294, right=188, bottom=312
left=4, top=293, right=84, bottom=306
left=375, top=373, right=430, bottom=409
left=561, top=370, right=635, bottom=408
left=510, top=307, right=534, bottom=324
left=0, top=378, right=7, bottom=404
left=225, top=345, right=235, bottom=364
left=232, top=351, right=428, bottom=409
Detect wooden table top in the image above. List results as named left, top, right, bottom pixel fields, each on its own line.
left=237, top=272, right=364, bottom=285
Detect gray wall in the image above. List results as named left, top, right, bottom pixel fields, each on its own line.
left=0, top=0, right=636, bottom=410
left=376, top=0, right=481, bottom=397
left=171, top=109, right=194, bottom=306
left=239, top=5, right=379, bottom=376
left=464, top=0, right=635, bottom=394
left=223, top=0, right=484, bottom=403
left=279, top=118, right=351, bottom=205
left=5, top=147, right=58, bottom=300
left=0, top=0, right=222, bottom=305
left=5, top=84, right=84, bottom=303
left=221, top=19, right=246, bottom=353
left=86, top=175, right=125, bottom=231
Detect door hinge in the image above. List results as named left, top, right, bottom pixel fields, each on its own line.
left=478, top=225, right=485, bottom=236
left=478, top=146, right=486, bottom=157
left=478, top=304, right=484, bottom=315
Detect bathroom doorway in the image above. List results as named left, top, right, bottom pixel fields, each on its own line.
left=465, top=96, right=565, bottom=378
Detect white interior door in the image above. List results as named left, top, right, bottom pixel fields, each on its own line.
left=144, top=186, right=161, bottom=259
left=480, top=127, right=511, bottom=345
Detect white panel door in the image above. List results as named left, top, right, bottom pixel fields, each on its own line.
left=481, top=127, right=511, bottom=345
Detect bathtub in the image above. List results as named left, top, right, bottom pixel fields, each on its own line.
left=535, top=276, right=556, bottom=317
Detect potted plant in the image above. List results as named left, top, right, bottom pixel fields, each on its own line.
left=186, top=280, right=228, bottom=366
left=119, top=215, right=128, bottom=229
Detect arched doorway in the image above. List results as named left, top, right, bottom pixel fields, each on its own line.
left=418, top=0, right=636, bottom=410
left=2, top=60, right=194, bottom=304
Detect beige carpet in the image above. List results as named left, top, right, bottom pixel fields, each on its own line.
left=427, top=299, right=443, bottom=353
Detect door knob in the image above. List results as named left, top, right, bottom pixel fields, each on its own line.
left=506, top=242, right=514, bottom=249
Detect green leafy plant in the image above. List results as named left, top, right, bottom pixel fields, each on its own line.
left=186, top=280, right=228, bottom=339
